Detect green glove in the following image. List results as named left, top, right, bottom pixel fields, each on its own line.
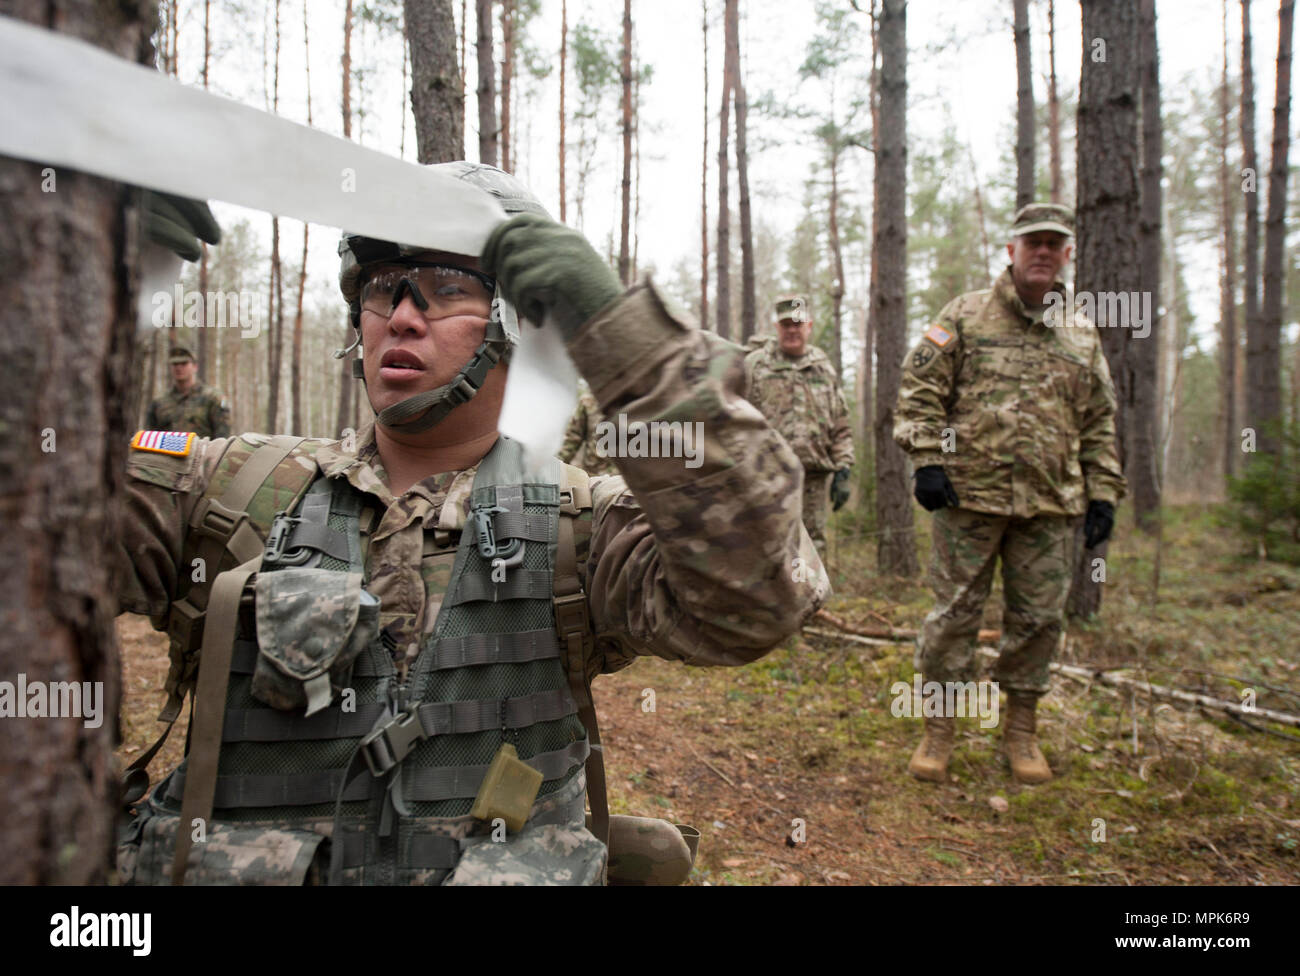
left=480, top=213, right=622, bottom=340
left=830, top=468, right=852, bottom=511
left=143, top=190, right=221, bottom=262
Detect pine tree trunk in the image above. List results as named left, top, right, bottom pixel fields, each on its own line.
left=716, top=0, right=734, bottom=340
left=198, top=0, right=213, bottom=374
left=828, top=147, right=845, bottom=378
left=700, top=0, right=709, bottom=329
left=730, top=0, right=755, bottom=342
left=873, top=0, right=919, bottom=577
left=619, top=0, right=633, bottom=285
left=335, top=0, right=356, bottom=438
left=1068, top=0, right=1142, bottom=619
left=1048, top=0, right=1062, bottom=203
left=1221, top=0, right=1240, bottom=481
left=1014, top=0, right=1036, bottom=209
left=476, top=0, right=498, bottom=166
left=407, top=0, right=465, bottom=163
left=0, top=2, right=155, bottom=884
left=1254, top=0, right=1293, bottom=457
left=1240, top=0, right=1260, bottom=460
left=500, top=0, right=513, bottom=171
left=559, top=0, right=567, bottom=221
left=1131, top=0, right=1163, bottom=529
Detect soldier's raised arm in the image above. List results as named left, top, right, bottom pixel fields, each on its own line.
left=483, top=216, right=829, bottom=672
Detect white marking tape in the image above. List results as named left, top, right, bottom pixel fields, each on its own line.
left=0, top=15, right=577, bottom=459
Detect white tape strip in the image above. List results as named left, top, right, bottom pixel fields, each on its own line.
left=0, top=15, right=577, bottom=460
left=0, top=14, right=503, bottom=252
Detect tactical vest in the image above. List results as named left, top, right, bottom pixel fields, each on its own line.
left=121, top=434, right=630, bottom=885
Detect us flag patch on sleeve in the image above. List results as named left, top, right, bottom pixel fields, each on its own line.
left=924, top=323, right=954, bottom=348
left=130, top=430, right=196, bottom=456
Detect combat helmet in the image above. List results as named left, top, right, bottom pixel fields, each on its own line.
left=337, top=162, right=549, bottom=433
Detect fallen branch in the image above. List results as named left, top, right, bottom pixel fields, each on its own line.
left=974, top=647, right=1300, bottom=730
left=813, top=608, right=1000, bottom=645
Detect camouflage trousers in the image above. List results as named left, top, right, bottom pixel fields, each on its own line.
left=916, top=507, right=1074, bottom=695
left=802, top=470, right=832, bottom=556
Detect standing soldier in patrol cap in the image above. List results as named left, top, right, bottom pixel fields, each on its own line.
left=115, top=163, right=827, bottom=885
left=743, top=295, right=854, bottom=557
left=145, top=344, right=231, bottom=439
left=560, top=383, right=619, bottom=477
left=894, top=203, right=1125, bottom=785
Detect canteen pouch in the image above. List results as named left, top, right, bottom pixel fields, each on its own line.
left=596, top=814, right=700, bottom=886
left=251, top=567, right=379, bottom=715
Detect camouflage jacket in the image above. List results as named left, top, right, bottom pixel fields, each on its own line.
left=893, top=267, right=1127, bottom=518
left=120, top=280, right=830, bottom=681
left=560, top=388, right=620, bottom=477
left=742, top=339, right=855, bottom=473
left=145, top=381, right=230, bottom=439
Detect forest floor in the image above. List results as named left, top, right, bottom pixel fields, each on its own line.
left=115, top=504, right=1300, bottom=885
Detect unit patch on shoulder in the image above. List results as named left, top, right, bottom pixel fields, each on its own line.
left=912, top=344, right=937, bottom=370
left=924, top=323, right=955, bottom=348
left=131, top=430, right=196, bottom=457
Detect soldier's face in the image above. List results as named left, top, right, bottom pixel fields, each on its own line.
left=1007, top=232, right=1072, bottom=296
left=170, top=360, right=196, bottom=385
left=777, top=317, right=812, bottom=357
left=359, top=250, right=499, bottom=416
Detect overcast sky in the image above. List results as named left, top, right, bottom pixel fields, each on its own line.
left=179, top=0, right=1291, bottom=348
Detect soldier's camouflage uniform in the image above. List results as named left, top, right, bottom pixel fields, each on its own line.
left=145, top=381, right=231, bottom=439
left=560, top=387, right=620, bottom=477
left=743, top=338, right=854, bottom=555
left=117, top=281, right=830, bottom=884
left=894, top=267, right=1126, bottom=694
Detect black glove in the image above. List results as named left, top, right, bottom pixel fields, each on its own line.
left=913, top=465, right=959, bottom=512
left=1084, top=500, right=1115, bottom=549
left=480, top=213, right=623, bottom=339
left=143, top=190, right=221, bottom=262
left=830, top=468, right=852, bottom=511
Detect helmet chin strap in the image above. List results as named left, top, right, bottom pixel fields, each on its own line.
left=350, top=310, right=511, bottom=435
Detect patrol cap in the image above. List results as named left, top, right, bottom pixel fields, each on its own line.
left=168, top=345, right=196, bottom=364
left=774, top=294, right=811, bottom=324
left=1010, top=203, right=1074, bottom=238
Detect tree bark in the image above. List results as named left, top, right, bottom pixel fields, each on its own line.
left=716, top=0, right=734, bottom=340
left=1131, top=0, right=1163, bottom=528
left=828, top=145, right=845, bottom=378
left=407, top=0, right=465, bottom=164
left=560, top=0, right=567, bottom=221
left=700, top=0, right=709, bottom=328
left=335, top=0, right=357, bottom=438
left=1014, top=0, right=1036, bottom=209
left=500, top=0, right=513, bottom=172
left=292, top=0, right=314, bottom=435
left=1048, top=0, right=1062, bottom=203
left=198, top=0, right=212, bottom=374
left=266, top=0, right=284, bottom=434
left=872, top=0, right=919, bottom=577
left=0, top=1, right=154, bottom=885
left=1068, top=0, right=1142, bottom=618
left=1221, top=0, right=1240, bottom=481
left=730, top=0, right=755, bottom=342
left=1254, top=0, right=1293, bottom=457
left=1240, top=0, right=1260, bottom=459
left=476, top=0, right=498, bottom=166
left=619, top=0, right=633, bottom=285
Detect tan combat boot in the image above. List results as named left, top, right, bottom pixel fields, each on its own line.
left=908, top=716, right=955, bottom=782
left=1003, top=693, right=1052, bottom=784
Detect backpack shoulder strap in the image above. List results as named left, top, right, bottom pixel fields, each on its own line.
left=157, top=434, right=313, bottom=722
left=552, top=461, right=607, bottom=850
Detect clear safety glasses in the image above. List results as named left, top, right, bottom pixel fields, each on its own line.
left=359, top=262, right=496, bottom=320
